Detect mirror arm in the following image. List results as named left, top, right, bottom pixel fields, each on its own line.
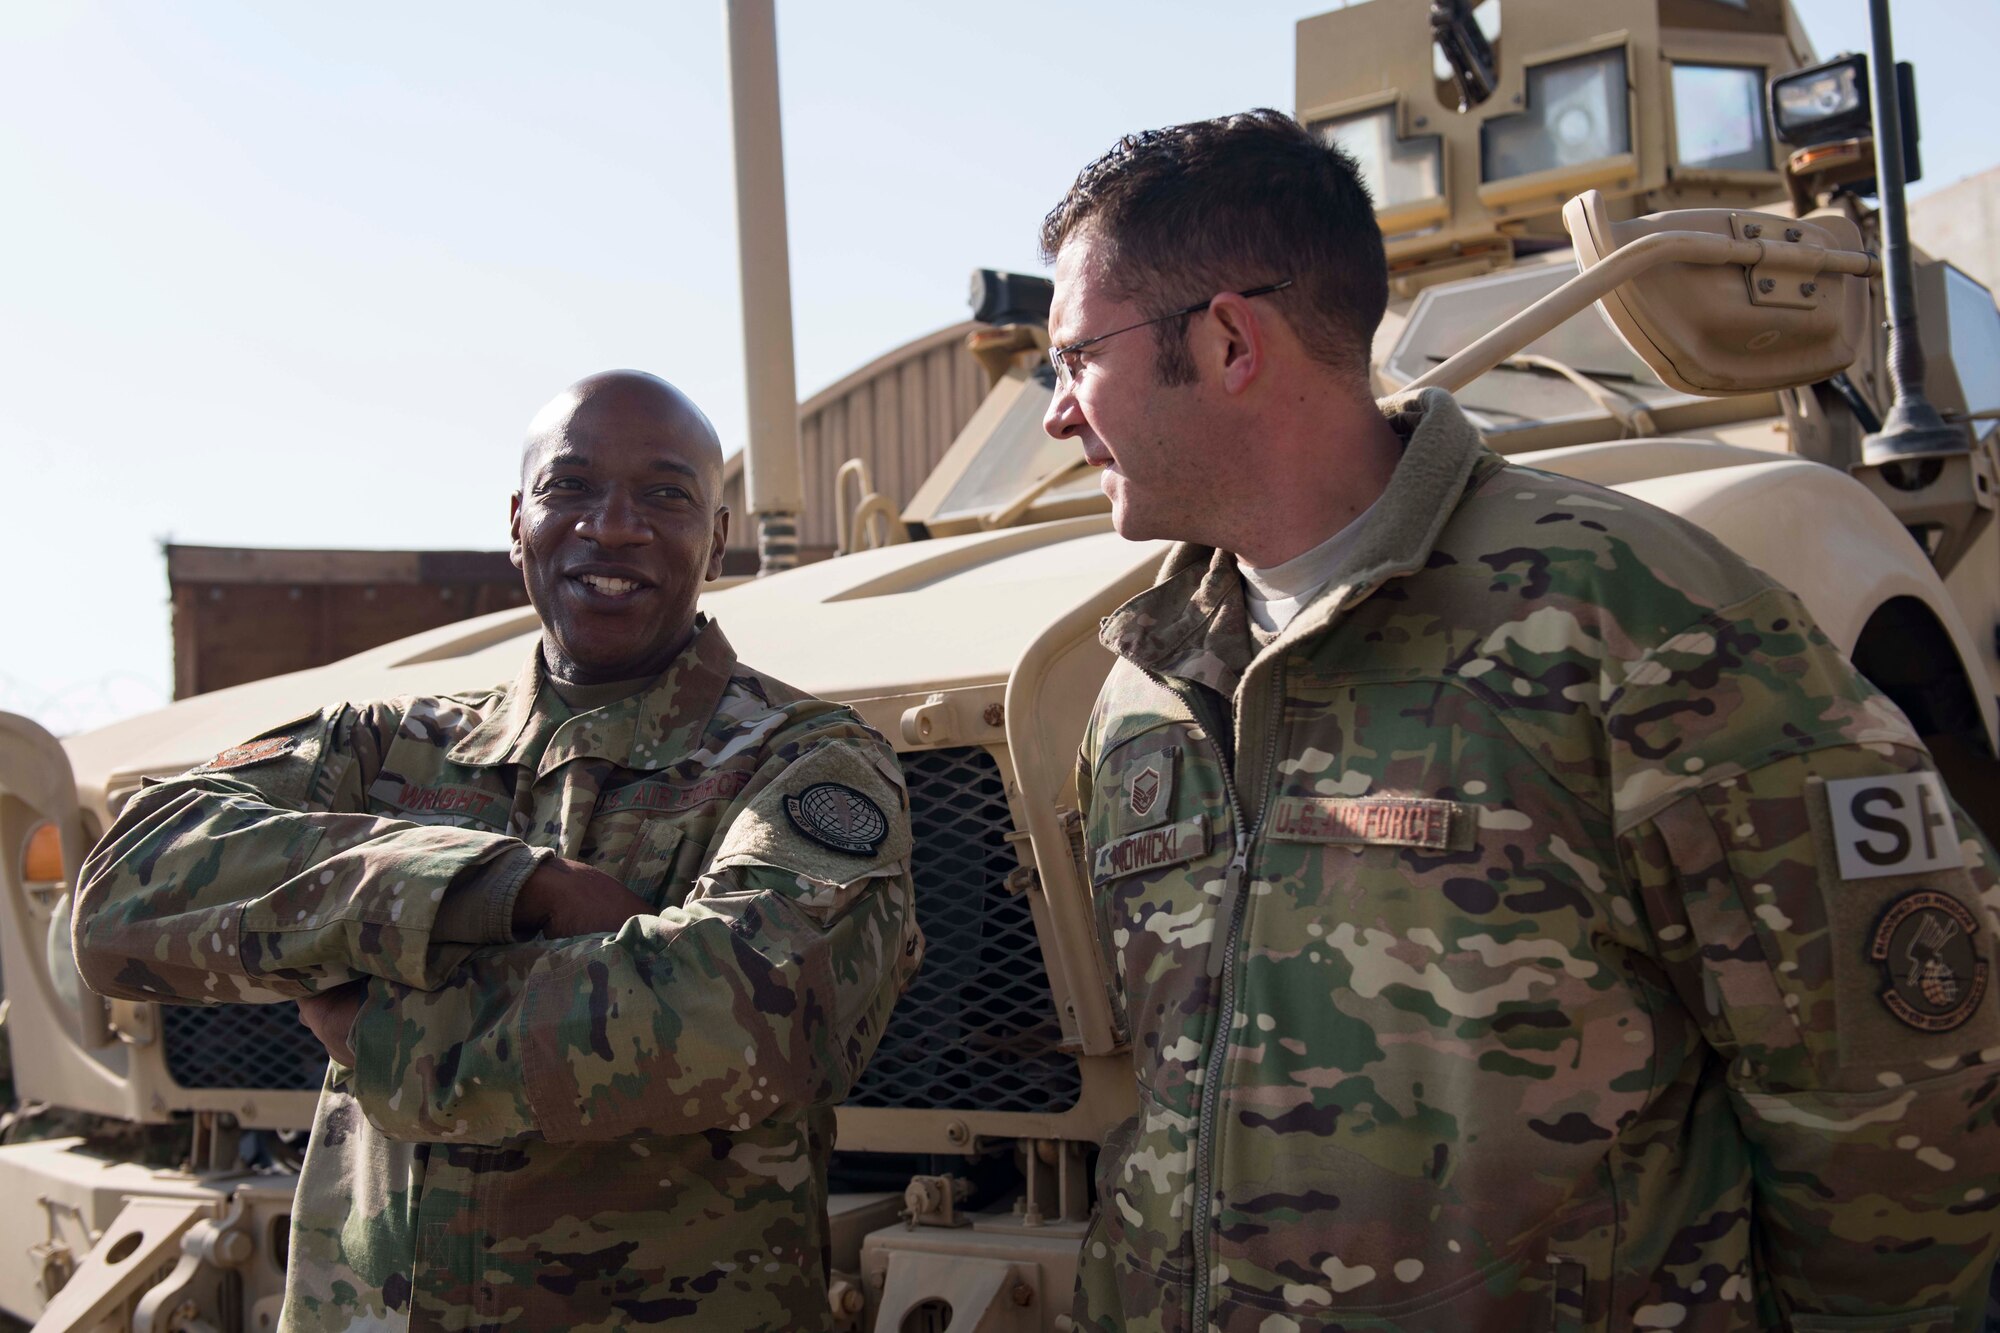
left=981, top=457, right=1096, bottom=530
left=1405, top=230, right=1879, bottom=396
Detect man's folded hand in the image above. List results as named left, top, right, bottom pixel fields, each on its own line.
left=298, top=982, right=366, bottom=1067
left=512, top=856, right=652, bottom=939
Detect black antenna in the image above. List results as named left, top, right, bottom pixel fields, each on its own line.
left=1859, top=0, right=1963, bottom=467
left=1429, top=0, right=1495, bottom=114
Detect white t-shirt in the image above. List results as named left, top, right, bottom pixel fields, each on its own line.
left=1239, top=499, right=1379, bottom=634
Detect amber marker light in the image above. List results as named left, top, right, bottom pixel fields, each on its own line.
left=21, top=820, right=64, bottom=883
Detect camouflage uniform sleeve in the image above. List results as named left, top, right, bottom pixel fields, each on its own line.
left=1611, top=593, right=2000, bottom=1328
left=74, top=703, right=541, bottom=1005
left=1075, top=694, right=1101, bottom=825
left=342, top=728, right=922, bottom=1144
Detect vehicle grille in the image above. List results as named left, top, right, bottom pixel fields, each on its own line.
left=158, top=744, right=1081, bottom=1114
left=848, top=745, right=1082, bottom=1115
left=161, top=1001, right=328, bottom=1091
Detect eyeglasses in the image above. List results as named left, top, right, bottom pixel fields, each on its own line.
left=1046, top=279, right=1294, bottom=389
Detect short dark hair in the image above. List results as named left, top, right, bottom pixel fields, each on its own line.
left=1039, top=108, right=1386, bottom=385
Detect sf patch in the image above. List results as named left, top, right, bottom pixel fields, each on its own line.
left=1869, top=889, right=1989, bottom=1032
left=1824, top=772, right=1963, bottom=879
left=784, top=782, right=889, bottom=856
left=197, top=735, right=297, bottom=772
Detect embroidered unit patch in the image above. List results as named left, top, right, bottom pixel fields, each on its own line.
left=784, top=782, right=889, bottom=856
left=198, top=736, right=297, bottom=772
left=1869, top=889, right=1989, bottom=1032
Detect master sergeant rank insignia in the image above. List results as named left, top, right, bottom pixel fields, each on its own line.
left=1130, top=764, right=1162, bottom=819
left=784, top=782, right=889, bottom=856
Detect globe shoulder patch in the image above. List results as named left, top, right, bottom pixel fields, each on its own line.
left=783, top=782, right=889, bottom=856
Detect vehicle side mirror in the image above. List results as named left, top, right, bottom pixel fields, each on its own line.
left=1563, top=189, right=1871, bottom=394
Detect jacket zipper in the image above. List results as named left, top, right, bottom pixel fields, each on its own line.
left=1145, top=665, right=1285, bottom=1328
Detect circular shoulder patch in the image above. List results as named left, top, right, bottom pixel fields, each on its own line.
left=784, top=782, right=889, bottom=856
left=1869, top=889, right=1990, bottom=1032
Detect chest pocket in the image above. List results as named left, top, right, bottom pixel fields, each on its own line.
left=584, top=816, right=690, bottom=911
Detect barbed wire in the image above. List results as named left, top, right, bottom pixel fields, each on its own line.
left=0, top=672, right=168, bottom=739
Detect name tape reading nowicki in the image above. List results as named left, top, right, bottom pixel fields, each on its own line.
left=1094, top=814, right=1209, bottom=883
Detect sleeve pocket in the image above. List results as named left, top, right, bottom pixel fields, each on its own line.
left=1651, top=792, right=1804, bottom=1059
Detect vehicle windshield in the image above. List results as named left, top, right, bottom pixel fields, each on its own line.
left=1386, top=258, right=1708, bottom=431
left=927, top=368, right=1098, bottom=523
left=921, top=255, right=1707, bottom=530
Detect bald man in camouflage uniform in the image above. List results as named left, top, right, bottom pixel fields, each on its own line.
left=1042, top=112, right=2000, bottom=1331
left=76, top=372, right=922, bottom=1331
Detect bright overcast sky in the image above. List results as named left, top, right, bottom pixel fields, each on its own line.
left=1, top=0, right=1992, bottom=735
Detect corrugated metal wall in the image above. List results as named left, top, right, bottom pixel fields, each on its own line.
left=167, top=546, right=529, bottom=698
left=721, top=320, right=987, bottom=562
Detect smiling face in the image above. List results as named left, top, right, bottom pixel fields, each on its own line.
left=1043, top=231, right=1214, bottom=544
left=510, top=373, right=729, bottom=685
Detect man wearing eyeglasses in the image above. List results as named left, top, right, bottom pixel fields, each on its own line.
left=1043, top=110, right=2000, bottom=1332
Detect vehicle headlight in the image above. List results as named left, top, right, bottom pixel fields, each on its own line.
left=1770, top=54, right=1870, bottom=147
left=21, top=819, right=62, bottom=883
left=21, top=820, right=85, bottom=1014
left=47, top=889, right=85, bottom=1015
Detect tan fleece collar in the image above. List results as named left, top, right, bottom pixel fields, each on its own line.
left=448, top=614, right=739, bottom=772
left=1100, top=387, right=1499, bottom=694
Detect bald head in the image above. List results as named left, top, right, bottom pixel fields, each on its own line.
left=522, top=370, right=725, bottom=496
left=510, top=370, right=731, bottom=685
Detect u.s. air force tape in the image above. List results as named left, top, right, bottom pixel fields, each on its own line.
left=783, top=782, right=889, bottom=856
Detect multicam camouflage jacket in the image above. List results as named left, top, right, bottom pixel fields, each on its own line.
left=1073, top=388, right=2000, bottom=1333
left=75, top=617, right=922, bottom=1333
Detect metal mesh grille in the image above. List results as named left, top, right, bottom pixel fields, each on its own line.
left=848, top=745, right=1081, bottom=1114
left=162, top=1002, right=328, bottom=1091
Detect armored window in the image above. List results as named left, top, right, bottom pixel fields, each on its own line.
left=1671, top=63, right=1773, bottom=173
left=1481, top=48, right=1630, bottom=182
left=1309, top=105, right=1444, bottom=213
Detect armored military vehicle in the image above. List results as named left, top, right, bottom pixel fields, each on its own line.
left=3, top=1, right=1996, bottom=1330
